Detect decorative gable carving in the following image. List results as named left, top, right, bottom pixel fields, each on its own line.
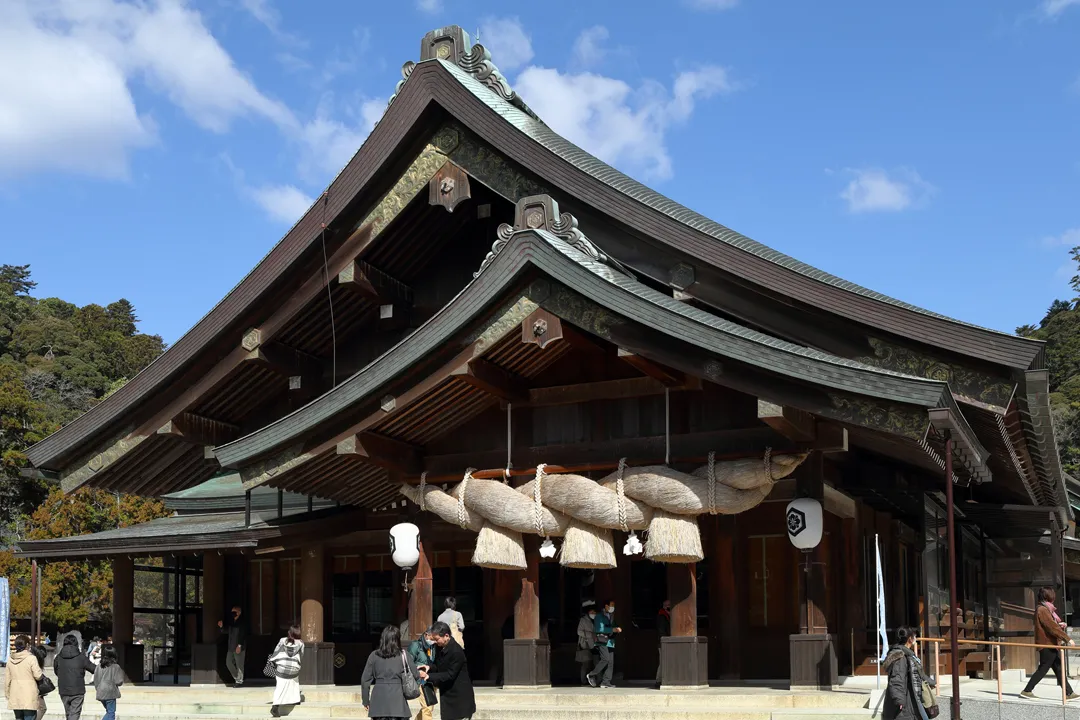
left=474, top=195, right=630, bottom=278
left=388, top=25, right=539, bottom=121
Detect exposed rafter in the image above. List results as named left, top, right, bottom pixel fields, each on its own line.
left=451, top=358, right=529, bottom=403
left=618, top=348, right=684, bottom=387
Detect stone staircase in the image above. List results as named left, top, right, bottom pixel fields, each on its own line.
left=0, top=682, right=875, bottom=720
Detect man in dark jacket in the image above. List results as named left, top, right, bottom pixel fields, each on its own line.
left=655, top=599, right=671, bottom=687
left=217, top=605, right=248, bottom=686
left=420, top=621, right=475, bottom=720
left=55, top=635, right=96, bottom=720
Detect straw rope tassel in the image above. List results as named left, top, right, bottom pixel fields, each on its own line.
left=534, top=464, right=547, bottom=536
left=616, top=457, right=630, bottom=533
left=419, top=472, right=428, bottom=512
left=457, top=468, right=474, bottom=529
left=707, top=451, right=717, bottom=515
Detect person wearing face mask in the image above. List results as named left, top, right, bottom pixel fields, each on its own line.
left=575, top=601, right=598, bottom=686
left=586, top=600, right=621, bottom=689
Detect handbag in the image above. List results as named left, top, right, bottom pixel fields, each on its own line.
left=421, top=682, right=438, bottom=706
left=400, top=651, right=421, bottom=700
left=921, top=679, right=939, bottom=718
left=36, top=674, right=55, bottom=697
left=263, top=655, right=276, bottom=679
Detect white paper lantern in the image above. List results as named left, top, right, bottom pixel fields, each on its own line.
left=785, top=498, right=823, bottom=550
left=389, top=523, right=420, bottom=568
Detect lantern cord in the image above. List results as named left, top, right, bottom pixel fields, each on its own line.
left=505, top=403, right=512, bottom=484
left=616, top=457, right=629, bottom=533
left=533, top=464, right=547, bottom=536
left=707, top=451, right=717, bottom=515
left=664, top=387, right=670, bottom=465
left=457, top=469, right=474, bottom=529
left=418, top=472, right=427, bottom=512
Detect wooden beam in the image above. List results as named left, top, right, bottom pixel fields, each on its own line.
left=337, top=259, right=413, bottom=305
left=451, top=358, right=529, bottom=403
left=757, top=400, right=816, bottom=443
left=245, top=342, right=326, bottom=396
left=156, top=412, right=239, bottom=447
left=618, top=348, right=683, bottom=387
left=525, top=376, right=672, bottom=407
left=336, top=432, right=423, bottom=474
left=61, top=432, right=151, bottom=493
left=418, top=427, right=791, bottom=480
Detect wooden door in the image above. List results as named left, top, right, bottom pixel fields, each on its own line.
left=744, top=534, right=799, bottom=678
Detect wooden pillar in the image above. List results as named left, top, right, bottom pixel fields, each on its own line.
left=709, top=515, right=741, bottom=679
left=789, top=452, right=837, bottom=689
left=194, top=552, right=225, bottom=684
left=111, top=556, right=142, bottom=682
left=661, top=558, right=708, bottom=686
left=112, top=556, right=134, bottom=643
left=408, top=541, right=434, bottom=642
left=300, top=544, right=333, bottom=685
left=504, top=536, right=549, bottom=686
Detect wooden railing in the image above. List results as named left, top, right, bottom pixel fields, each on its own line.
left=920, top=636, right=1074, bottom=707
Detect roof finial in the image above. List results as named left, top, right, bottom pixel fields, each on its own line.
left=475, top=26, right=480, bottom=43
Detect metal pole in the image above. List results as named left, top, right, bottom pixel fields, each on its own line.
left=944, top=431, right=962, bottom=719
left=174, top=556, right=181, bottom=686
left=980, top=530, right=990, bottom=642
left=876, top=533, right=881, bottom=690
left=30, top=559, right=38, bottom=643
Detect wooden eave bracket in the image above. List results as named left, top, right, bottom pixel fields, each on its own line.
left=520, top=308, right=606, bottom=356
left=337, top=432, right=422, bottom=474
left=757, top=399, right=848, bottom=453
left=245, top=343, right=326, bottom=392
left=156, top=412, right=239, bottom=447
left=617, top=347, right=684, bottom=387
left=338, top=259, right=413, bottom=306
left=451, top=358, right=529, bottom=403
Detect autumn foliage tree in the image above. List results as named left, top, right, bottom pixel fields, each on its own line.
left=0, top=264, right=170, bottom=627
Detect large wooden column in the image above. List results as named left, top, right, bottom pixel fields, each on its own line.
left=709, top=516, right=741, bottom=679
left=504, top=536, right=549, bottom=686
left=300, top=544, right=334, bottom=685
left=193, top=552, right=226, bottom=684
left=661, top=559, right=708, bottom=686
left=789, top=452, right=838, bottom=689
left=407, top=541, right=433, bottom=642
left=111, top=556, right=143, bottom=682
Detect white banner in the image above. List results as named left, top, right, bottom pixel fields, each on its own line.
left=875, top=535, right=888, bottom=662
left=0, top=577, right=9, bottom=665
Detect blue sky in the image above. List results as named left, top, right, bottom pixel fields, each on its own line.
left=1, top=0, right=1079, bottom=345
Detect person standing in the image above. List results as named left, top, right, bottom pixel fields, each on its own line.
left=408, top=630, right=436, bottom=720
left=882, top=627, right=935, bottom=720
left=361, top=625, right=420, bottom=719
left=575, top=602, right=597, bottom=686
left=217, top=605, right=248, bottom=686
left=268, top=625, right=304, bottom=717
left=92, top=646, right=124, bottom=720
left=28, top=642, right=48, bottom=720
left=55, top=634, right=96, bottom=720
left=1021, top=587, right=1079, bottom=700
left=436, top=598, right=466, bottom=649
left=5, top=635, right=44, bottom=720
left=587, top=600, right=621, bottom=689
left=419, top=621, right=475, bottom=720
left=655, top=599, right=671, bottom=687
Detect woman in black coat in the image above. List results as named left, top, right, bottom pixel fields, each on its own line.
left=419, top=621, right=475, bottom=720
left=361, top=625, right=419, bottom=719
left=882, top=626, right=932, bottom=720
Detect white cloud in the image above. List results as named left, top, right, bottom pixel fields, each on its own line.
left=0, top=0, right=297, bottom=179
left=296, top=96, right=384, bottom=180
left=515, top=65, right=736, bottom=180
left=1041, top=0, right=1080, bottom=17
left=479, top=17, right=534, bottom=71
left=1042, top=228, right=1080, bottom=248
left=249, top=184, right=315, bottom=224
left=839, top=168, right=934, bottom=213
left=686, top=0, right=740, bottom=9
left=573, top=26, right=609, bottom=68
left=239, top=0, right=279, bottom=32
left=416, top=0, right=441, bottom=13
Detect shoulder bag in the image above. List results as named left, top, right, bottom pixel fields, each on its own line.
left=400, top=651, right=421, bottom=700
left=37, top=674, right=56, bottom=696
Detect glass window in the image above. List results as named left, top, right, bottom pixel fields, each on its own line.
left=365, top=571, right=393, bottom=634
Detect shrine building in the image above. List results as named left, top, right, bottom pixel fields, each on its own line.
left=16, top=26, right=1072, bottom=691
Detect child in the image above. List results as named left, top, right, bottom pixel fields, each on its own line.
left=93, top=646, right=124, bottom=720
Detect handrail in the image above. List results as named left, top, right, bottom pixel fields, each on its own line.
left=916, top=636, right=1074, bottom=706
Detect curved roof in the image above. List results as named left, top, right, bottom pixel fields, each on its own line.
left=27, top=42, right=1040, bottom=473
left=214, top=227, right=979, bottom=468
